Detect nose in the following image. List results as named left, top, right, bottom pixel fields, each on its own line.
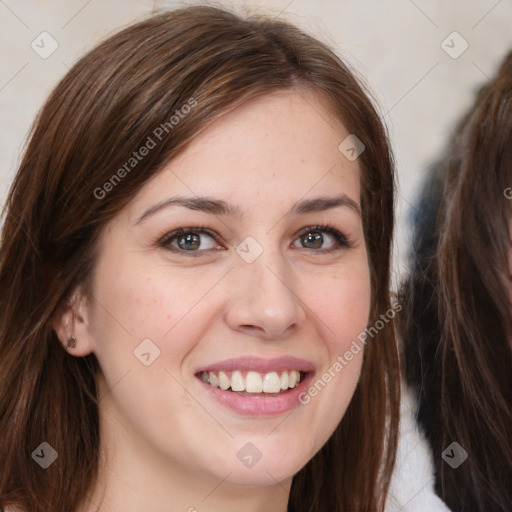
left=224, top=251, right=306, bottom=340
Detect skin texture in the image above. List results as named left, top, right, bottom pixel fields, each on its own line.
left=53, top=88, right=371, bottom=512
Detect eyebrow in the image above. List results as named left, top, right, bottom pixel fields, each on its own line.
left=135, top=194, right=361, bottom=225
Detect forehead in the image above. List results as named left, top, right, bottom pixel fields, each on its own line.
left=126, top=88, right=361, bottom=221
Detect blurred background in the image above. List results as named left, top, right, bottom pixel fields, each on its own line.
left=1, top=0, right=511, bottom=287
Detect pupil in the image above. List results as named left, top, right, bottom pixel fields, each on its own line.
left=178, top=233, right=200, bottom=250
left=302, top=232, right=323, bottom=248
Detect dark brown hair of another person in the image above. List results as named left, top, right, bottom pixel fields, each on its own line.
left=400, top=52, right=512, bottom=512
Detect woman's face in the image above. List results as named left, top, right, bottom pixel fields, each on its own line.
left=78, top=89, right=371, bottom=488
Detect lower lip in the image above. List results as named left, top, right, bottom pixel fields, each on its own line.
left=197, top=373, right=315, bottom=416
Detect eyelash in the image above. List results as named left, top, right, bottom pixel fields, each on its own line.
left=157, top=224, right=353, bottom=256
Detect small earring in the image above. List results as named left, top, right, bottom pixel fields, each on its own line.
left=66, top=314, right=77, bottom=349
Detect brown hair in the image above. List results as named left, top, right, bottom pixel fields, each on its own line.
left=401, top=52, right=512, bottom=511
left=0, top=6, right=399, bottom=511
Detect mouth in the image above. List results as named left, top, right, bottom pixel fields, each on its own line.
left=198, top=369, right=306, bottom=396
left=194, top=356, right=314, bottom=416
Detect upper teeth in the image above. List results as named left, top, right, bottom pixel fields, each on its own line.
left=201, top=370, right=302, bottom=393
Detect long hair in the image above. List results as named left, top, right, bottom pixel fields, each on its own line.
left=401, top=52, right=512, bottom=511
left=0, top=6, right=399, bottom=511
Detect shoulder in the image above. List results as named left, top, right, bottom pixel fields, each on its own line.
left=385, top=384, right=452, bottom=512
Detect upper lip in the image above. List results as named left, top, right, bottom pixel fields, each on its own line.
left=195, top=356, right=315, bottom=374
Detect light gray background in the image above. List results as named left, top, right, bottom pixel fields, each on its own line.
left=2, top=0, right=511, bottom=287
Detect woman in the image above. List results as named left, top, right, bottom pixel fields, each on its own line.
left=0, top=6, right=399, bottom=511
left=400, top=52, right=512, bottom=511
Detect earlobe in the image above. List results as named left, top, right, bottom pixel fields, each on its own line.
left=52, top=288, right=95, bottom=357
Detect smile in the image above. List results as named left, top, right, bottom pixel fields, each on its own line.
left=200, top=369, right=304, bottom=394
left=195, top=356, right=314, bottom=416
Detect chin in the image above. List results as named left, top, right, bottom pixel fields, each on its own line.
left=220, top=463, right=297, bottom=487
left=210, top=440, right=312, bottom=487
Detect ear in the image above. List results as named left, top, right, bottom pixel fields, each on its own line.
left=52, top=286, right=95, bottom=357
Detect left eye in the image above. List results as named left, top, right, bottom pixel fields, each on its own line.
left=292, top=227, right=349, bottom=251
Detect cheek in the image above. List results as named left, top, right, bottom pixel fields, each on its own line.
left=296, top=263, right=370, bottom=436
left=87, top=260, right=225, bottom=447
left=87, top=256, right=233, bottom=400
left=310, top=264, right=372, bottom=349
left=90, top=258, right=224, bottom=344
